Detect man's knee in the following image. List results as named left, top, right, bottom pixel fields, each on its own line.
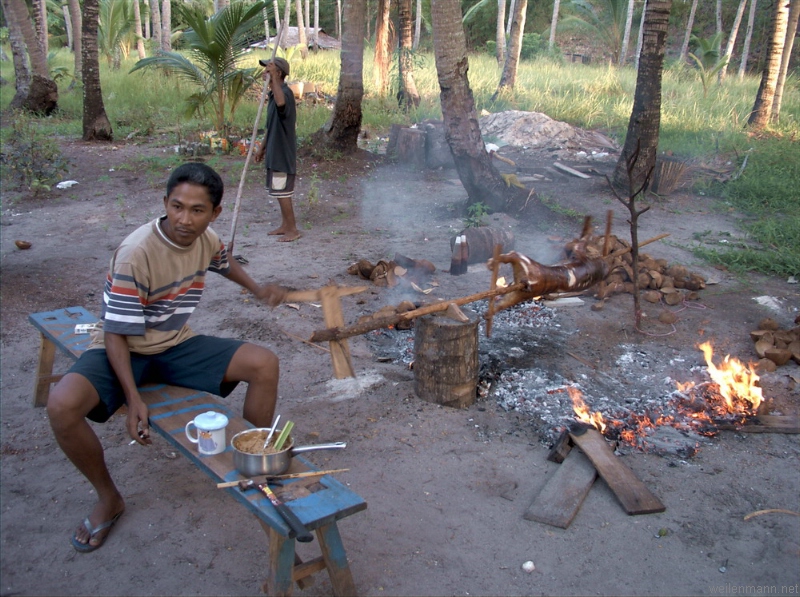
left=46, top=373, right=99, bottom=426
left=229, top=343, right=279, bottom=383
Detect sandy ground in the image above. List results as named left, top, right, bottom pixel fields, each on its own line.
left=1, top=134, right=799, bottom=596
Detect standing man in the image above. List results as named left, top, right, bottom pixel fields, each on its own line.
left=47, top=162, right=287, bottom=552
left=255, top=57, right=301, bottom=242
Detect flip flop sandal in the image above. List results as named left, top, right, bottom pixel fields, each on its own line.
left=233, top=254, right=249, bottom=264
left=71, top=511, right=124, bottom=553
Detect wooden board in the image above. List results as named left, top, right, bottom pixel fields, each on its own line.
left=569, top=428, right=666, bottom=515
left=524, top=448, right=597, bottom=528
left=716, top=415, right=799, bottom=434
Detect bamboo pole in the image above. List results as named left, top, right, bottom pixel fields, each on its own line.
left=228, top=19, right=287, bottom=256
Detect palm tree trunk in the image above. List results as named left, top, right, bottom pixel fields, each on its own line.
left=678, top=0, right=698, bottom=63
left=613, top=0, right=673, bottom=191
left=495, top=0, right=528, bottom=94
left=719, top=0, right=747, bottom=80
left=273, top=0, right=281, bottom=31
left=2, top=0, right=31, bottom=110
left=634, top=0, right=646, bottom=72
left=398, top=0, right=420, bottom=108
left=413, top=0, right=422, bottom=48
left=747, top=0, right=790, bottom=129
left=33, top=0, right=48, bottom=57
left=150, top=0, right=162, bottom=48
left=82, top=0, right=113, bottom=140
left=506, top=0, right=516, bottom=36
left=133, top=0, right=147, bottom=59
left=62, top=1, right=73, bottom=51
left=4, top=0, right=58, bottom=114
left=314, top=0, right=320, bottom=50
left=771, top=0, right=799, bottom=122
left=296, top=0, right=309, bottom=57
left=549, top=0, right=561, bottom=51
left=313, top=0, right=366, bottom=152
left=161, top=0, right=172, bottom=51
left=738, top=0, right=757, bottom=78
left=619, top=0, right=635, bottom=65
left=496, top=0, right=507, bottom=65
left=431, top=0, right=526, bottom=212
left=374, top=0, right=392, bottom=95
left=69, top=0, right=82, bottom=82
left=143, top=0, right=150, bottom=39
left=715, top=0, right=722, bottom=37
left=337, top=0, right=342, bottom=40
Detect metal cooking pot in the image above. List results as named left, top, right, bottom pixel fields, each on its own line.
left=231, top=428, right=346, bottom=476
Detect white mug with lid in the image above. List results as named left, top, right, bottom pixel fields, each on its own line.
left=185, top=411, right=229, bottom=456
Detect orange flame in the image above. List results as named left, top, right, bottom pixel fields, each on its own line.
left=698, top=341, right=762, bottom=413
left=568, top=387, right=607, bottom=433
left=496, top=276, right=507, bottom=288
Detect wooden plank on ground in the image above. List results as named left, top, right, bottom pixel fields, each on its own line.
left=569, top=428, right=666, bottom=515
left=524, top=448, right=597, bottom=529
left=553, top=161, right=591, bottom=179
left=715, top=415, right=799, bottom=434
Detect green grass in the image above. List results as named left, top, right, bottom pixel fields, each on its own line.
left=1, top=45, right=798, bottom=276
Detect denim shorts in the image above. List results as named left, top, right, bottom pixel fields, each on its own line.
left=68, top=335, right=245, bottom=422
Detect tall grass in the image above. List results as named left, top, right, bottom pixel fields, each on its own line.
left=2, top=45, right=798, bottom=275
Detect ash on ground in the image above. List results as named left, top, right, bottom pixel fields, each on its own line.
left=367, top=300, right=745, bottom=458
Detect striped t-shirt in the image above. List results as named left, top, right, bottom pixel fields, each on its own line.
left=89, top=217, right=230, bottom=355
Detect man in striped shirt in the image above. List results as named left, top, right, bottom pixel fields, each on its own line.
left=47, top=162, right=287, bottom=552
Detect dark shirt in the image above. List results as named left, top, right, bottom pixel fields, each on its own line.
left=265, top=82, right=297, bottom=175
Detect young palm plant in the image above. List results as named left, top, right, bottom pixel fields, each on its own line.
left=130, top=1, right=267, bottom=133
left=688, top=32, right=728, bottom=97
left=98, top=0, right=135, bottom=70
left=559, top=0, right=628, bottom=64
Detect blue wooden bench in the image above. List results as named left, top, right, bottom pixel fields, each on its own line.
left=29, top=306, right=367, bottom=596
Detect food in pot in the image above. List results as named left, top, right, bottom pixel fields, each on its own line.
left=233, top=429, right=292, bottom=455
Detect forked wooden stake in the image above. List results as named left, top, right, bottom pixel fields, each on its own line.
left=486, top=243, right=503, bottom=338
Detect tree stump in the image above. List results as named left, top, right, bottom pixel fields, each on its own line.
left=394, top=127, right=426, bottom=168
left=413, top=308, right=479, bottom=408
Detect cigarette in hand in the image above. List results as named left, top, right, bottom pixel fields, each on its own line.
left=129, top=430, right=148, bottom=445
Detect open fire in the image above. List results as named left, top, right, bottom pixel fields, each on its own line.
left=567, top=342, right=764, bottom=453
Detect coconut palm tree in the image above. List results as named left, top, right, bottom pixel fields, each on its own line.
left=83, top=0, right=113, bottom=140
left=130, top=1, right=267, bottom=133
left=98, top=0, right=135, bottom=70
left=559, top=0, right=629, bottom=63
left=747, top=0, right=790, bottom=129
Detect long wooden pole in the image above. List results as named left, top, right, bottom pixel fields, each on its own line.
left=228, top=19, right=287, bottom=255
left=309, top=283, right=525, bottom=343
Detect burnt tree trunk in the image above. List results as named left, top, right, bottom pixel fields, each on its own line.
left=414, top=310, right=479, bottom=408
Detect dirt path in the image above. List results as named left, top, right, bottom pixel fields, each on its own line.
left=1, top=135, right=798, bottom=596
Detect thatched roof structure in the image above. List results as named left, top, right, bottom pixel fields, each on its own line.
left=251, top=27, right=341, bottom=50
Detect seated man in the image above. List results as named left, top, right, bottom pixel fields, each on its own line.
left=47, top=162, right=287, bottom=552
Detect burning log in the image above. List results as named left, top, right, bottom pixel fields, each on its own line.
left=450, top=227, right=515, bottom=265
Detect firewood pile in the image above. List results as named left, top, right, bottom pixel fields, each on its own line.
left=585, top=234, right=707, bottom=305
left=750, top=314, right=800, bottom=372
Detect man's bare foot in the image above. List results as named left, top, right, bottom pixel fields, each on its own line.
left=268, top=227, right=287, bottom=236
left=72, top=497, right=125, bottom=550
left=278, top=231, right=302, bottom=242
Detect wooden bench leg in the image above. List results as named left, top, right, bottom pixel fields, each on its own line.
left=316, top=523, right=357, bottom=597
left=33, top=333, right=58, bottom=407
left=261, top=521, right=296, bottom=596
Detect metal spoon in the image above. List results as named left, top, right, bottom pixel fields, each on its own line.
left=262, top=414, right=280, bottom=451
